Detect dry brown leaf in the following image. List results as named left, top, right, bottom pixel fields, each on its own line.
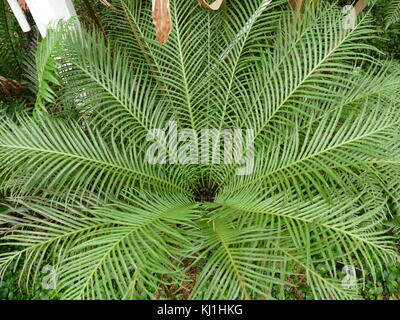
left=198, top=0, right=225, bottom=10
left=354, top=0, right=369, bottom=14
left=18, top=0, right=28, bottom=11
left=152, top=0, right=172, bottom=45
left=99, top=0, right=113, bottom=8
left=0, top=75, right=26, bottom=98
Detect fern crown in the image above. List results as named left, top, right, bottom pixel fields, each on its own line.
left=0, top=0, right=399, bottom=300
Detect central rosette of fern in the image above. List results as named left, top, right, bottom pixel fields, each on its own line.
left=195, top=186, right=218, bottom=203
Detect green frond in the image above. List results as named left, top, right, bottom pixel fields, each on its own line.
left=0, top=116, right=191, bottom=198
left=192, top=218, right=291, bottom=300
left=0, top=192, right=199, bottom=299
left=222, top=100, right=400, bottom=198
left=211, top=189, right=398, bottom=299
left=0, top=0, right=23, bottom=80
left=212, top=6, right=385, bottom=186
left=385, top=0, right=400, bottom=29
left=32, top=27, right=65, bottom=113
left=59, top=30, right=167, bottom=138
left=56, top=29, right=199, bottom=186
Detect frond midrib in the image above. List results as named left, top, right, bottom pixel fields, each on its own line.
left=229, top=120, right=400, bottom=193
left=74, top=202, right=195, bottom=299
left=213, top=224, right=251, bottom=299
left=215, top=200, right=396, bottom=257
left=0, top=142, right=189, bottom=194
left=218, top=13, right=374, bottom=187
left=276, top=243, right=358, bottom=300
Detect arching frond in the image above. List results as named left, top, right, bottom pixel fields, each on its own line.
left=32, top=27, right=64, bottom=113
left=192, top=218, right=292, bottom=300
left=0, top=192, right=199, bottom=299
left=385, top=0, right=400, bottom=29
left=0, top=0, right=23, bottom=80
left=211, top=189, right=398, bottom=299
left=222, top=100, right=400, bottom=198
left=0, top=116, right=191, bottom=198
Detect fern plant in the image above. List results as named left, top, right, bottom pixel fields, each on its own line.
left=0, top=0, right=24, bottom=81
left=385, top=0, right=400, bottom=29
left=0, top=0, right=399, bottom=300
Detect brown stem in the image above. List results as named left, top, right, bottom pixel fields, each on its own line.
left=289, top=0, right=303, bottom=13
left=0, top=75, right=27, bottom=98
left=18, top=0, right=28, bottom=11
